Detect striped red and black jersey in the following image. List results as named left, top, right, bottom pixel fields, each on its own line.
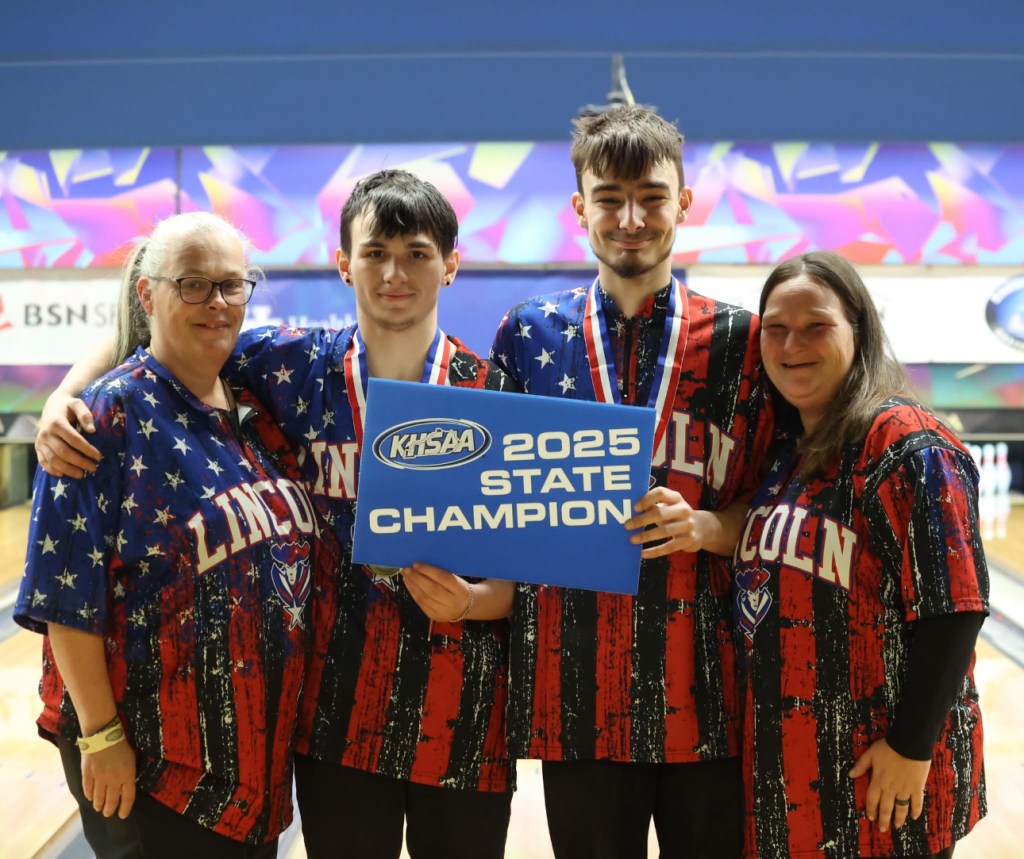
left=733, top=399, right=988, bottom=858
left=34, top=635, right=74, bottom=741
left=16, top=349, right=328, bottom=844
left=228, top=325, right=517, bottom=792
left=491, top=282, right=771, bottom=763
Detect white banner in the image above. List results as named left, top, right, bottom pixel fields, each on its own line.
left=3, top=271, right=1023, bottom=367
left=0, top=281, right=121, bottom=366
left=688, top=271, right=1024, bottom=364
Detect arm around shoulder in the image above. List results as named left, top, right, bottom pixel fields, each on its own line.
left=35, top=335, right=118, bottom=477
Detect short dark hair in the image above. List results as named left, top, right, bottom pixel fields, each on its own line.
left=339, top=169, right=458, bottom=257
left=570, top=105, right=685, bottom=194
left=759, top=251, right=912, bottom=475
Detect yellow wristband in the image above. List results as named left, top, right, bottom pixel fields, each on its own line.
left=76, top=716, right=126, bottom=755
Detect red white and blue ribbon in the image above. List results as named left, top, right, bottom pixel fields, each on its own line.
left=344, top=327, right=453, bottom=448
left=582, top=277, right=689, bottom=457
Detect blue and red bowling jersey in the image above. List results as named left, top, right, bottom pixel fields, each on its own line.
left=491, top=281, right=771, bottom=764
left=228, top=325, right=518, bottom=792
left=733, top=399, right=987, bottom=858
left=16, top=348, right=328, bottom=844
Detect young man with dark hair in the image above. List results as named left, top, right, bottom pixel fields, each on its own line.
left=491, top=105, right=771, bottom=858
left=34, top=169, right=518, bottom=859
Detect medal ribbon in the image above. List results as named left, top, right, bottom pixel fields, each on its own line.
left=344, top=327, right=452, bottom=448
left=582, top=277, right=689, bottom=456
left=344, top=327, right=453, bottom=601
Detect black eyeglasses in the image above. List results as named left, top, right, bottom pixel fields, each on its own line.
left=155, top=276, right=257, bottom=306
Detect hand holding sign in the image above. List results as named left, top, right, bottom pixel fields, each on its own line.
left=628, top=487, right=704, bottom=557
left=401, top=562, right=515, bottom=624
left=401, top=562, right=475, bottom=623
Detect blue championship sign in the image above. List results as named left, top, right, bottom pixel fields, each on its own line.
left=352, top=379, right=656, bottom=594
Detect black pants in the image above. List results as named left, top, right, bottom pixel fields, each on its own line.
left=58, top=734, right=277, bottom=858
left=294, top=753, right=512, bottom=859
left=131, top=793, right=278, bottom=859
left=542, top=757, right=744, bottom=859
left=57, top=734, right=142, bottom=859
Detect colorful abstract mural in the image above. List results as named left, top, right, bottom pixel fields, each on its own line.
left=3, top=142, right=1024, bottom=268
left=0, top=149, right=180, bottom=268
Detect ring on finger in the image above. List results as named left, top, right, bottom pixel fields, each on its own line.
left=893, top=797, right=911, bottom=807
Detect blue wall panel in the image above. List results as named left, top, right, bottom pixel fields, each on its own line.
left=4, top=2, right=1023, bottom=148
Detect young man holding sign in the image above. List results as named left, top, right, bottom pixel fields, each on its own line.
left=34, top=171, right=519, bottom=859
left=490, top=106, right=771, bottom=858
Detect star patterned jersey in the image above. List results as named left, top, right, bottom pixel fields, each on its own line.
left=491, top=281, right=771, bottom=763
left=228, top=325, right=518, bottom=792
left=16, top=348, right=328, bottom=844
left=732, top=399, right=988, bottom=858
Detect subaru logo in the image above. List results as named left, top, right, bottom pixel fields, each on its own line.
left=986, top=275, right=1024, bottom=352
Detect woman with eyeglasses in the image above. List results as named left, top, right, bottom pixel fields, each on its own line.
left=15, top=212, right=331, bottom=857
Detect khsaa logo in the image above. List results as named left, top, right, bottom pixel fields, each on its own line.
left=373, top=418, right=491, bottom=470
left=986, top=275, right=1024, bottom=352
